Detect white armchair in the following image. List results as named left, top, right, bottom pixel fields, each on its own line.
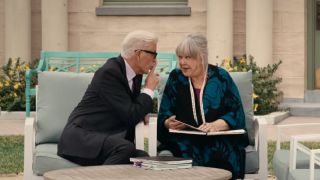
left=23, top=72, right=160, bottom=180
left=287, top=134, right=320, bottom=180
left=136, top=71, right=269, bottom=179
left=273, top=123, right=320, bottom=180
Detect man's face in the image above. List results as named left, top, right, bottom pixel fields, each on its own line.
left=136, top=43, right=157, bottom=74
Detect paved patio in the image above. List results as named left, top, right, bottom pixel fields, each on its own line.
left=1, top=116, right=320, bottom=180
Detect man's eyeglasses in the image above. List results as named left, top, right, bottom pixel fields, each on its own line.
left=139, top=49, right=157, bottom=58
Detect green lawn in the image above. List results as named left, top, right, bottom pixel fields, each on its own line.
left=1, top=136, right=320, bottom=176
left=0, top=135, right=24, bottom=175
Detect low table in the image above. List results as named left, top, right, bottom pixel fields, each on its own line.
left=43, top=165, right=232, bottom=180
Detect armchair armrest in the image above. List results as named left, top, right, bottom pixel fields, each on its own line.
left=248, top=117, right=268, bottom=179
left=276, top=123, right=320, bottom=150
left=24, top=117, right=36, bottom=180
left=310, top=149, right=320, bottom=180
left=135, top=116, right=157, bottom=156
left=289, top=134, right=320, bottom=171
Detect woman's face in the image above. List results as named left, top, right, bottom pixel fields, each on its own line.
left=178, top=55, right=204, bottom=78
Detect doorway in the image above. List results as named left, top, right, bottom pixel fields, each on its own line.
left=307, top=0, right=320, bottom=89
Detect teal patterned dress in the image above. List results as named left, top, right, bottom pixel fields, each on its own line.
left=157, top=65, right=249, bottom=179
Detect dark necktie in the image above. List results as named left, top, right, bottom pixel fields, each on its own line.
left=132, top=75, right=140, bottom=97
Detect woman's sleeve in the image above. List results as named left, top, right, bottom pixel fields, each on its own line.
left=157, top=71, right=177, bottom=144
left=220, top=72, right=246, bottom=130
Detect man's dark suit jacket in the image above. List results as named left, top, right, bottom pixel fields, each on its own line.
left=57, top=56, right=153, bottom=159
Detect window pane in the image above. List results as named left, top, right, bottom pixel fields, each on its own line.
left=103, top=0, right=187, bottom=6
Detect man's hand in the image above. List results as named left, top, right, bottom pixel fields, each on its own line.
left=144, top=63, right=160, bottom=90
left=143, top=115, right=150, bottom=125
left=164, top=115, right=186, bottom=130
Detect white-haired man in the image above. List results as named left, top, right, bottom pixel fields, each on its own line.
left=58, top=30, right=159, bottom=165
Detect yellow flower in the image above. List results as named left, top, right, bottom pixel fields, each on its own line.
left=0, top=82, right=3, bottom=88
left=9, top=70, right=14, bottom=76
left=221, top=58, right=231, bottom=69
left=14, top=83, right=20, bottom=90
left=25, top=64, right=30, bottom=70
left=253, top=93, right=258, bottom=99
left=13, top=92, right=17, bottom=97
left=239, top=58, right=246, bottom=65
left=80, top=67, right=86, bottom=72
left=91, top=64, right=97, bottom=68
left=5, top=81, right=10, bottom=87
left=253, top=104, right=258, bottom=112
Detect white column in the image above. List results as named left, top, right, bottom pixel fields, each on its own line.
left=207, top=0, right=233, bottom=65
left=5, top=0, right=31, bottom=62
left=246, top=0, right=273, bottom=67
left=42, top=0, right=68, bottom=51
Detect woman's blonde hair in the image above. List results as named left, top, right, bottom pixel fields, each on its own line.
left=176, top=33, right=208, bottom=71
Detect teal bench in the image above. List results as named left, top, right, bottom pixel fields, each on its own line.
left=25, top=51, right=177, bottom=117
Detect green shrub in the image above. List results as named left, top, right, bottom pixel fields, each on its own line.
left=0, top=58, right=38, bottom=111
left=221, top=55, right=283, bottom=115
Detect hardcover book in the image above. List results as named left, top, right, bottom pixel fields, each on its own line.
left=169, top=120, right=246, bottom=136
left=130, top=156, right=193, bottom=171
left=130, top=156, right=192, bottom=165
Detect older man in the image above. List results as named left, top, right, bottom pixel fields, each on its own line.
left=58, top=30, right=159, bottom=165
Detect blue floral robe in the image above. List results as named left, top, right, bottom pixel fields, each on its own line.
left=157, top=65, right=249, bottom=179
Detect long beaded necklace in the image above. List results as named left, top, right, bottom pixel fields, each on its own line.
left=188, top=72, right=207, bottom=125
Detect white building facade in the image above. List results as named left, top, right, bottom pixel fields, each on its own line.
left=0, top=0, right=318, bottom=103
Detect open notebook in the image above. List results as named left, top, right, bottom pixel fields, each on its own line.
left=169, top=120, right=246, bottom=136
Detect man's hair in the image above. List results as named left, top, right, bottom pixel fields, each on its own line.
left=121, top=30, right=158, bottom=59
left=175, top=33, right=208, bottom=71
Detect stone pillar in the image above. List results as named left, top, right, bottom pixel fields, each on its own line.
left=246, top=0, right=273, bottom=67
left=5, top=0, right=31, bottom=62
left=42, top=0, right=68, bottom=51
left=207, top=0, right=233, bottom=65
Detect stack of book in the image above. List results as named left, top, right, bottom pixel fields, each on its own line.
left=130, top=156, right=193, bottom=170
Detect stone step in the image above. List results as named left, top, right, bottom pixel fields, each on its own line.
left=305, top=90, right=320, bottom=103
left=280, top=102, right=320, bottom=117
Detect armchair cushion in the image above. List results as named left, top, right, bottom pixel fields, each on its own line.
left=245, top=145, right=259, bottom=173
left=36, top=72, right=94, bottom=144
left=33, top=143, right=79, bottom=175
left=288, top=169, right=320, bottom=180
left=229, top=71, right=255, bottom=145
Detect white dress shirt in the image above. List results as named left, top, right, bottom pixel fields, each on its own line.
left=124, top=59, right=154, bottom=99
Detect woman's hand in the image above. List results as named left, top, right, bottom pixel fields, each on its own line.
left=164, top=115, right=186, bottom=130
left=198, top=119, right=230, bottom=132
